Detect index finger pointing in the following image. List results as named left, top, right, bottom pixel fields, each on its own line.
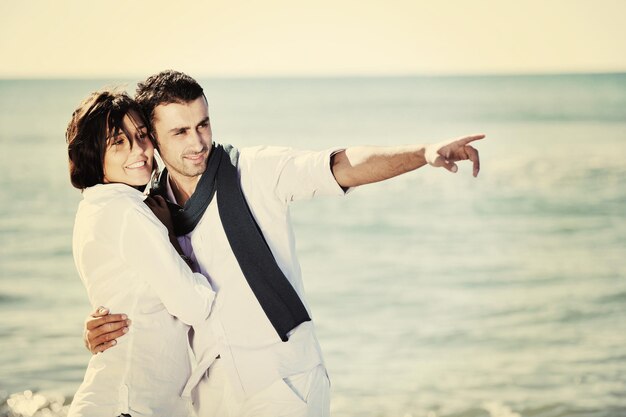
left=458, top=134, right=485, bottom=146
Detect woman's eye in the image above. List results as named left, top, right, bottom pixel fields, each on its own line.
left=111, top=135, right=129, bottom=147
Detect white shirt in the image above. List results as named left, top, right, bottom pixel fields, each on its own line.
left=170, top=146, right=348, bottom=399
left=69, top=183, right=216, bottom=417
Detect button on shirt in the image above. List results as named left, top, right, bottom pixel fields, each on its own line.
left=167, top=146, right=348, bottom=399
left=68, top=183, right=216, bottom=417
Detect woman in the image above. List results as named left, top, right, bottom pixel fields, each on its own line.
left=65, top=89, right=214, bottom=417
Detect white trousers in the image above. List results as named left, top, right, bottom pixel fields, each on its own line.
left=192, top=360, right=330, bottom=417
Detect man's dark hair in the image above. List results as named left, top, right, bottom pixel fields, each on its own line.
left=135, top=70, right=205, bottom=128
left=66, top=89, right=143, bottom=190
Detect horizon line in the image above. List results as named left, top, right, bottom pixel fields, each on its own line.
left=1, top=69, right=625, bottom=81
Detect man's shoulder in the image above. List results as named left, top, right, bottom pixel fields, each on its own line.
left=238, top=145, right=295, bottom=162
left=237, top=145, right=298, bottom=177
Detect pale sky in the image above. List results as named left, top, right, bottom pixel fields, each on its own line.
left=1, top=0, right=625, bottom=78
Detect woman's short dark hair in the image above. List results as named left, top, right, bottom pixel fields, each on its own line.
left=66, top=89, right=143, bottom=190
left=135, top=70, right=205, bottom=128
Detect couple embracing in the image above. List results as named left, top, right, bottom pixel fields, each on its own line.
left=66, top=70, right=484, bottom=417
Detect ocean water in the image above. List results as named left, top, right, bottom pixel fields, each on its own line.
left=0, top=74, right=625, bottom=417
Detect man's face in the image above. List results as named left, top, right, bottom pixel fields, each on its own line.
left=152, top=96, right=212, bottom=179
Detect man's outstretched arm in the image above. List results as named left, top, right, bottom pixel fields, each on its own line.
left=331, top=134, right=484, bottom=188
left=84, top=307, right=131, bottom=354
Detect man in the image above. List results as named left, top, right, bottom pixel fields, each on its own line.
left=84, top=70, right=483, bottom=417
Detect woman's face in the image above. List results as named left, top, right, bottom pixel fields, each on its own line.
left=103, top=110, right=154, bottom=187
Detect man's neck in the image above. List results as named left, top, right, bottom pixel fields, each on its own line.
left=168, top=171, right=201, bottom=206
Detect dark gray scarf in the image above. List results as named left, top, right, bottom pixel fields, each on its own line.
left=152, top=143, right=310, bottom=342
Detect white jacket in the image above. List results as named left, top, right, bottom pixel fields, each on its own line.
left=68, top=183, right=215, bottom=417
left=173, top=146, right=348, bottom=399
